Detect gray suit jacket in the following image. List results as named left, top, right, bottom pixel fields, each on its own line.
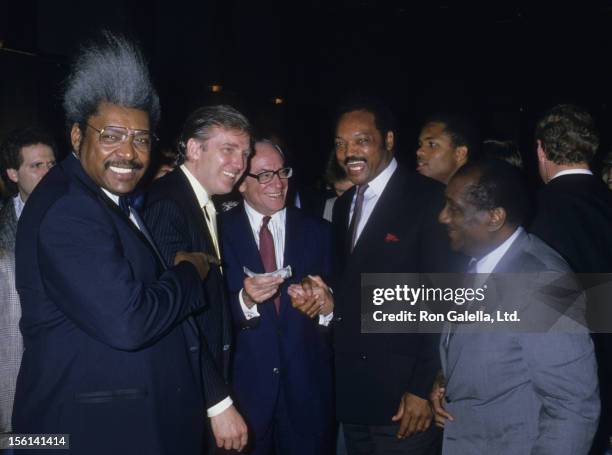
left=0, top=198, right=17, bottom=251
left=0, top=249, right=22, bottom=433
left=441, top=231, right=599, bottom=455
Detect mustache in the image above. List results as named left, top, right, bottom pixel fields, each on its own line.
left=104, top=160, right=144, bottom=170
left=344, top=156, right=366, bottom=166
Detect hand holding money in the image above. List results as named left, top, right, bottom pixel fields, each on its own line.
left=242, top=266, right=291, bottom=308
left=243, top=266, right=292, bottom=279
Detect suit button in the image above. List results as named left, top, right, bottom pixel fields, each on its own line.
left=335, top=316, right=343, bottom=322
left=223, top=344, right=230, bottom=351
left=361, top=354, right=367, bottom=361
left=273, top=367, right=280, bottom=375
left=189, top=346, right=199, bottom=353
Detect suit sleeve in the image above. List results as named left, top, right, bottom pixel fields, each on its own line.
left=38, top=197, right=204, bottom=351
left=406, top=186, right=452, bottom=398
left=144, top=198, right=231, bottom=408
left=521, top=332, right=599, bottom=454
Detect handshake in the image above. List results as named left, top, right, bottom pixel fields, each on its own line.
left=242, top=268, right=333, bottom=318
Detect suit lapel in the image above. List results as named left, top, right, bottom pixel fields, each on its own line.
left=281, top=208, right=303, bottom=317
left=64, top=155, right=164, bottom=270
left=446, top=231, right=530, bottom=382
left=175, top=170, right=218, bottom=255
left=234, top=204, right=265, bottom=273
left=350, top=167, right=403, bottom=259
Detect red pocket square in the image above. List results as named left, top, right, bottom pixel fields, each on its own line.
left=385, top=233, right=399, bottom=242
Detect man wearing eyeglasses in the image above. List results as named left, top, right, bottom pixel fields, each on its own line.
left=145, top=105, right=252, bottom=453
left=12, top=33, right=213, bottom=455
left=219, top=139, right=334, bottom=455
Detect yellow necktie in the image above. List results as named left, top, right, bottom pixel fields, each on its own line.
left=203, top=200, right=221, bottom=261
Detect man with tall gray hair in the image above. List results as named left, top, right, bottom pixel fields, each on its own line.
left=12, top=32, right=214, bottom=454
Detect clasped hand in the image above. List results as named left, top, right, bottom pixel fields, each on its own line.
left=287, top=275, right=333, bottom=318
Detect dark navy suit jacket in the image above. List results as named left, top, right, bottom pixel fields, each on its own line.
left=13, top=154, right=206, bottom=455
left=220, top=203, right=333, bottom=442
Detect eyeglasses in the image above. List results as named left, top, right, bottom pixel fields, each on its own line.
left=86, top=124, right=158, bottom=151
left=247, top=167, right=293, bottom=184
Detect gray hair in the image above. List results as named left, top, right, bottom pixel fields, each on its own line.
left=176, top=105, right=252, bottom=165
left=63, top=31, right=160, bottom=130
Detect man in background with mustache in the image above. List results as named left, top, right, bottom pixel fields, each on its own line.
left=324, top=97, right=457, bottom=454
left=12, top=32, right=213, bottom=454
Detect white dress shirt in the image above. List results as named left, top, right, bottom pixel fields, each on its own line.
left=239, top=203, right=333, bottom=326
left=348, top=157, right=398, bottom=243
left=180, top=165, right=221, bottom=260
left=13, top=194, right=25, bottom=221
left=474, top=227, right=524, bottom=274
left=101, top=189, right=141, bottom=228
left=550, top=168, right=593, bottom=181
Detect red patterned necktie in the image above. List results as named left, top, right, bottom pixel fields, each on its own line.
left=348, top=184, right=369, bottom=252
left=259, top=216, right=280, bottom=313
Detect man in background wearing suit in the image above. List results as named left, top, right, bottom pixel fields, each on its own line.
left=0, top=127, right=57, bottom=251
left=530, top=104, right=612, bottom=454
left=145, top=105, right=251, bottom=453
left=0, top=127, right=56, bottom=434
left=13, top=32, right=212, bottom=454
left=221, top=140, right=334, bottom=454
left=328, top=98, right=456, bottom=454
left=434, top=159, right=599, bottom=454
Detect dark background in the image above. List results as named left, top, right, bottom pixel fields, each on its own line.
left=3, top=0, right=612, bottom=185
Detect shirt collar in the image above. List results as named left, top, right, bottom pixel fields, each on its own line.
left=551, top=168, right=593, bottom=180
left=244, top=201, right=286, bottom=232
left=13, top=194, right=25, bottom=220
left=475, top=226, right=524, bottom=273
left=366, top=157, right=397, bottom=198
left=101, top=188, right=120, bottom=205
left=181, top=164, right=212, bottom=209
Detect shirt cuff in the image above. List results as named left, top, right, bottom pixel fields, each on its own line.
left=318, top=311, right=334, bottom=327
left=207, top=396, right=233, bottom=417
left=239, top=289, right=260, bottom=319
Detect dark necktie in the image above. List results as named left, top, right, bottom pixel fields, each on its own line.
left=118, top=195, right=131, bottom=217
left=259, top=216, right=280, bottom=313
left=446, top=258, right=478, bottom=349
left=348, top=184, right=368, bottom=252
left=117, top=194, right=166, bottom=270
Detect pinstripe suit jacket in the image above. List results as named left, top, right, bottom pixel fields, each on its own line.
left=0, top=249, right=21, bottom=433
left=145, top=169, right=232, bottom=408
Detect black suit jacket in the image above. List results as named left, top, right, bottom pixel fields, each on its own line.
left=530, top=173, right=612, bottom=452
left=331, top=164, right=461, bottom=424
left=530, top=174, right=612, bottom=274
left=145, top=168, right=232, bottom=407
